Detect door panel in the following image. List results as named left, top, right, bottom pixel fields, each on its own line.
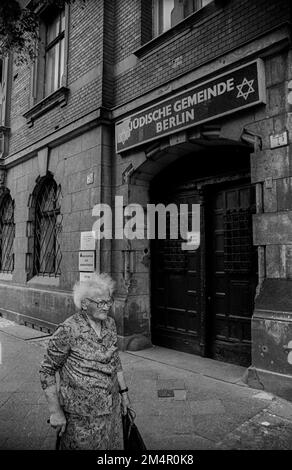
left=151, top=178, right=257, bottom=366
left=151, top=191, right=201, bottom=354
left=208, top=183, right=257, bottom=366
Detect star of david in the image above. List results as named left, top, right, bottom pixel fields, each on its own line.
left=236, top=77, right=255, bottom=100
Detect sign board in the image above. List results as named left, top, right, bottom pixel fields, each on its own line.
left=79, top=251, right=95, bottom=272
left=80, top=272, right=95, bottom=283
left=80, top=231, right=96, bottom=251
left=116, top=60, right=266, bottom=153
left=270, top=131, right=288, bottom=149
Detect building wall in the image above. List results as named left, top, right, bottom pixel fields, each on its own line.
left=113, top=0, right=291, bottom=107
left=1, top=0, right=292, bottom=397
left=0, top=124, right=112, bottom=332
left=9, top=0, right=105, bottom=156
left=110, top=0, right=292, bottom=396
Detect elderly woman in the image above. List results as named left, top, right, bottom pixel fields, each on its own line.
left=39, top=272, right=130, bottom=450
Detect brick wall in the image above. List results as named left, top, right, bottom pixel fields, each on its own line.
left=113, top=0, right=142, bottom=63
left=102, top=0, right=115, bottom=108
left=113, top=0, right=291, bottom=106
left=8, top=0, right=290, bottom=157
left=9, top=0, right=105, bottom=156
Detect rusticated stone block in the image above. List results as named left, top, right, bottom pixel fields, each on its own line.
left=71, top=189, right=90, bottom=212
left=265, top=53, right=287, bottom=87
left=245, top=117, right=274, bottom=151
left=266, top=84, right=286, bottom=117
left=253, top=212, right=292, bottom=245
left=277, top=177, right=292, bottom=211
left=263, top=180, right=277, bottom=212
left=266, top=245, right=285, bottom=278
left=251, top=147, right=289, bottom=183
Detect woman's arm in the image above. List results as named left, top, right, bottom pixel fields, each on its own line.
left=43, top=384, right=67, bottom=436
left=109, top=317, right=131, bottom=414
left=117, top=370, right=130, bottom=415
left=39, top=323, right=71, bottom=435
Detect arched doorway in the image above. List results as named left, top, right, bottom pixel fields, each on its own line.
left=150, top=145, right=258, bottom=367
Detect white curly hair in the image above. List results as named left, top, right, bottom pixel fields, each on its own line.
left=73, top=272, right=116, bottom=309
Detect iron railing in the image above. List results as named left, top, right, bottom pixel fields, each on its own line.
left=33, top=180, right=62, bottom=276
left=0, top=195, right=15, bottom=272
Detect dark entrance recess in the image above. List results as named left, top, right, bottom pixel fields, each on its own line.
left=150, top=146, right=258, bottom=367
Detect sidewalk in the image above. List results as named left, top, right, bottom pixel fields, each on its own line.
left=0, top=316, right=292, bottom=450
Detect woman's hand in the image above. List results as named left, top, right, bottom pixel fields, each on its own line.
left=50, top=410, right=67, bottom=436
left=120, top=392, right=130, bottom=415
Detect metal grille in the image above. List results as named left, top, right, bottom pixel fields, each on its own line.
left=162, top=239, right=187, bottom=271
left=34, top=179, right=62, bottom=276
left=0, top=195, right=15, bottom=272
left=158, top=212, right=187, bottom=272
left=223, top=209, right=253, bottom=273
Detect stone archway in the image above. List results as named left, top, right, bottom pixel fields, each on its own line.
left=114, top=135, right=256, bottom=355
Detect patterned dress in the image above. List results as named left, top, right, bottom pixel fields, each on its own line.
left=39, top=312, right=124, bottom=450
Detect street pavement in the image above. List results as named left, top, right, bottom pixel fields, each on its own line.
left=0, top=316, right=292, bottom=450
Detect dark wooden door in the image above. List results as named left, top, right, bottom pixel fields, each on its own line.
left=151, top=190, right=202, bottom=355
left=207, top=182, right=257, bottom=367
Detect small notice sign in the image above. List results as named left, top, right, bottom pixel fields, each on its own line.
left=79, top=251, right=95, bottom=272
left=270, top=131, right=288, bottom=149
left=80, top=272, right=95, bottom=283
left=80, top=231, right=96, bottom=251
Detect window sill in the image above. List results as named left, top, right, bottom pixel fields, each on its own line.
left=27, top=275, right=60, bottom=288
left=134, top=1, right=218, bottom=59
left=23, top=87, right=69, bottom=127
left=0, top=273, right=13, bottom=281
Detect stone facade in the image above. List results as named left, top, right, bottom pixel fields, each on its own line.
left=1, top=0, right=292, bottom=398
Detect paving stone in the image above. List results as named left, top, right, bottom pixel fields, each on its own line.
left=174, top=389, right=187, bottom=400
left=10, top=391, right=46, bottom=405
left=221, top=396, right=269, bottom=420
left=131, top=397, right=191, bottom=417
left=143, top=431, right=215, bottom=450
left=157, top=389, right=174, bottom=398
left=217, top=411, right=292, bottom=450
left=0, top=379, right=22, bottom=393
left=156, top=379, right=185, bottom=390
left=2, top=329, right=292, bottom=450
left=191, top=413, right=246, bottom=442
left=39, top=434, right=57, bottom=450
left=0, top=392, right=12, bottom=408
left=267, top=399, right=292, bottom=423
left=136, top=413, right=194, bottom=437
left=190, top=399, right=225, bottom=415
left=0, top=399, right=31, bottom=421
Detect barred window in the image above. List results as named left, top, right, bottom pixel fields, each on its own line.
left=33, top=177, right=62, bottom=276
left=0, top=194, right=15, bottom=273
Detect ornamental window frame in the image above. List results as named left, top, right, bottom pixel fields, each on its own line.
left=24, top=4, right=69, bottom=126
left=32, top=175, right=62, bottom=278
left=0, top=56, right=10, bottom=156
left=0, top=192, right=15, bottom=274
left=44, top=8, right=66, bottom=97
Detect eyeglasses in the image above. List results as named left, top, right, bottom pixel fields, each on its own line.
left=87, top=298, right=114, bottom=308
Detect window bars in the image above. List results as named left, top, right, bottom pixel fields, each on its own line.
left=223, top=209, right=253, bottom=274
left=0, top=195, right=15, bottom=272
left=33, top=179, right=62, bottom=276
